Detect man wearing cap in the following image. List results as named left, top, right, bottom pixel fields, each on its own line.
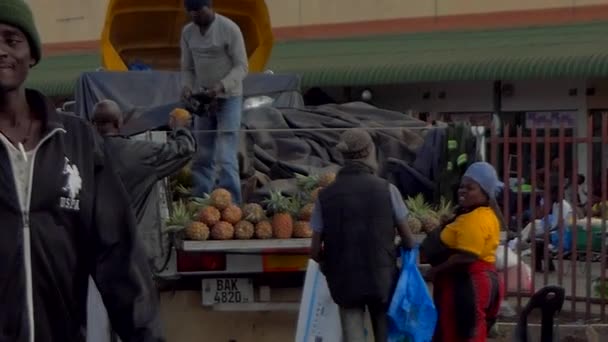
left=180, top=0, right=248, bottom=203
left=0, top=1, right=164, bottom=341
left=310, top=129, right=416, bottom=342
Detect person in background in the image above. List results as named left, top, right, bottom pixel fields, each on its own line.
left=180, top=0, right=248, bottom=203
left=310, top=129, right=416, bottom=342
left=425, top=162, right=504, bottom=342
left=530, top=175, right=573, bottom=272
left=0, top=1, right=163, bottom=340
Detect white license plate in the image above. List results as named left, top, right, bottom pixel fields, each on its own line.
left=201, top=278, right=254, bottom=306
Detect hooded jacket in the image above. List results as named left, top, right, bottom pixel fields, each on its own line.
left=103, top=129, right=196, bottom=261
left=0, top=90, right=163, bottom=342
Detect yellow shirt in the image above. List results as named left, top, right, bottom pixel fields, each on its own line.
left=440, top=207, right=500, bottom=263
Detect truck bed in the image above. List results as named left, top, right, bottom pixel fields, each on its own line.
left=180, top=238, right=312, bottom=254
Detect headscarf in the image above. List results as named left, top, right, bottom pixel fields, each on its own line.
left=462, top=162, right=503, bottom=198
left=462, top=161, right=507, bottom=231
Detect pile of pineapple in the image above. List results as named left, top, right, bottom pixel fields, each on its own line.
left=166, top=170, right=336, bottom=241
left=404, top=194, right=455, bottom=234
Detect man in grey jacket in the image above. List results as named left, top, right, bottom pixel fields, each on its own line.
left=180, top=0, right=248, bottom=203
left=89, top=100, right=196, bottom=342
left=92, top=100, right=196, bottom=229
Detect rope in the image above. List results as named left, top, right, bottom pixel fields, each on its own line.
left=183, top=125, right=433, bottom=134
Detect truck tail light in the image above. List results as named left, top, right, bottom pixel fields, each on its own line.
left=176, top=251, right=226, bottom=272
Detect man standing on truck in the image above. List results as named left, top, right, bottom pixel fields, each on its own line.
left=310, top=129, right=416, bottom=342
left=180, top=0, right=248, bottom=203
left=0, top=0, right=163, bottom=340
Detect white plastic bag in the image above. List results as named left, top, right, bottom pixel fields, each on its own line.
left=295, top=260, right=343, bottom=342
left=495, top=245, right=519, bottom=270
left=500, top=263, right=533, bottom=294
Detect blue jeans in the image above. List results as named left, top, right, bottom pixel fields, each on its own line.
left=192, top=96, right=242, bottom=203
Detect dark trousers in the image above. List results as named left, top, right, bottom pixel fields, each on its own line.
left=339, top=299, right=388, bottom=342
left=534, top=240, right=556, bottom=272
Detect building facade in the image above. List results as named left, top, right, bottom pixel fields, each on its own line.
left=30, top=0, right=608, bottom=47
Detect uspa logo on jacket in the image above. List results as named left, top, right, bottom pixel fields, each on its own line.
left=59, top=157, right=82, bottom=211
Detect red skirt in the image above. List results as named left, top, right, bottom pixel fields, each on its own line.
left=433, top=260, right=504, bottom=342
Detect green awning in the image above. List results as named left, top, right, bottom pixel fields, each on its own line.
left=267, top=20, right=608, bottom=86
left=28, top=20, right=608, bottom=97
left=26, top=53, right=101, bottom=98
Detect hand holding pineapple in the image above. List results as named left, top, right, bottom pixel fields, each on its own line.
left=169, top=108, right=192, bottom=129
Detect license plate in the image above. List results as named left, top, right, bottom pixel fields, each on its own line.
left=201, top=278, right=254, bottom=306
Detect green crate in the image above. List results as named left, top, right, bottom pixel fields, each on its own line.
left=575, top=224, right=606, bottom=253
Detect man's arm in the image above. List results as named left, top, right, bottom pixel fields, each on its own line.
left=309, top=199, right=323, bottom=262
left=146, top=128, right=197, bottom=180
left=389, top=184, right=415, bottom=249
left=220, top=22, right=249, bottom=93
left=90, top=130, right=164, bottom=341
left=180, top=31, right=195, bottom=94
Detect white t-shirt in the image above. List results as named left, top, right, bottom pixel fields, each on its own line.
left=539, top=198, right=573, bottom=230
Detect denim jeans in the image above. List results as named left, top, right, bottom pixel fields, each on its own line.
left=192, top=96, right=242, bottom=203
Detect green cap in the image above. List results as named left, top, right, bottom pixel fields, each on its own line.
left=0, top=0, right=42, bottom=65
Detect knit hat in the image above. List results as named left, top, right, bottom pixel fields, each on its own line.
left=0, top=0, right=42, bottom=64
left=336, top=128, right=374, bottom=160
left=184, top=0, right=212, bottom=11
left=463, top=162, right=504, bottom=198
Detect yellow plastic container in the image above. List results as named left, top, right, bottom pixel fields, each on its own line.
left=100, top=0, right=274, bottom=72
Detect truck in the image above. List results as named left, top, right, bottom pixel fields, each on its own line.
left=84, top=1, right=435, bottom=340
left=85, top=2, right=316, bottom=340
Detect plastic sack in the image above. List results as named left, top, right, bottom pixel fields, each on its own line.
left=499, top=262, right=533, bottom=294
left=295, top=259, right=343, bottom=342
left=495, top=245, right=519, bottom=270
left=388, top=247, right=437, bottom=342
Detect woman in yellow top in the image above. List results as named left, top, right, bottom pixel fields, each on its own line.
left=425, top=162, right=504, bottom=342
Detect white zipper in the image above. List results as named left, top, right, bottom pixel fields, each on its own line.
left=0, top=128, right=65, bottom=342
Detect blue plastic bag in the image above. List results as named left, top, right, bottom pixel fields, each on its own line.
left=388, top=246, right=437, bottom=342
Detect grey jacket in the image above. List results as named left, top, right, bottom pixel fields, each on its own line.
left=103, top=129, right=196, bottom=258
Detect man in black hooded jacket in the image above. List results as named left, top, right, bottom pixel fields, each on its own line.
left=0, top=0, right=164, bottom=341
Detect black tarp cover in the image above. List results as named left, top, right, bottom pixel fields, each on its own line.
left=74, top=71, right=433, bottom=200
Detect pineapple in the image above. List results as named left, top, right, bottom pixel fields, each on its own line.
left=406, top=215, right=422, bottom=234
left=317, top=172, right=336, bottom=187
left=210, top=188, right=232, bottom=210
left=188, top=196, right=211, bottom=215
left=211, top=221, right=234, bottom=240
left=185, top=222, right=210, bottom=241
left=263, top=190, right=296, bottom=239
left=299, top=203, right=315, bottom=221
left=222, top=205, right=243, bottom=225
left=255, top=220, right=273, bottom=239
left=310, top=187, right=323, bottom=202
left=293, top=221, right=313, bottom=238
left=173, top=163, right=193, bottom=189
left=420, top=210, right=441, bottom=233
left=436, top=197, right=455, bottom=225
left=174, top=184, right=192, bottom=198
left=296, top=173, right=320, bottom=193
left=242, top=203, right=266, bottom=223
left=165, top=200, right=192, bottom=233
left=234, top=221, right=255, bottom=240
left=405, top=194, right=439, bottom=233
left=198, top=206, right=221, bottom=226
